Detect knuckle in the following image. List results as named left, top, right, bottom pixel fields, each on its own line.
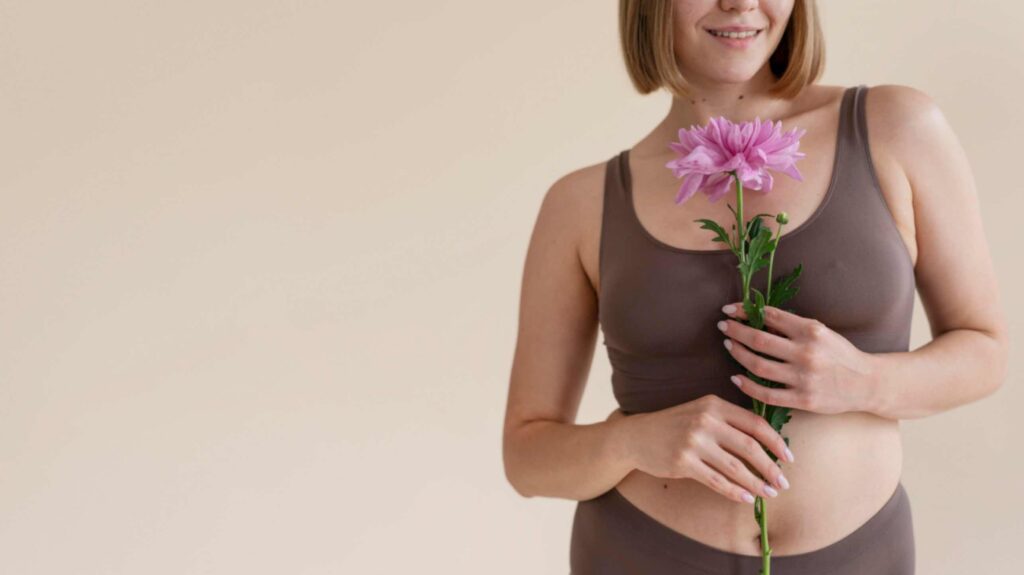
left=683, top=428, right=707, bottom=451
left=805, top=320, right=826, bottom=339
left=695, top=410, right=717, bottom=428
left=707, top=471, right=727, bottom=489
left=742, top=436, right=762, bottom=456
left=725, top=457, right=745, bottom=475
left=799, top=389, right=818, bottom=410
left=749, top=356, right=767, bottom=376
left=677, top=434, right=697, bottom=455
left=674, top=451, right=696, bottom=474
left=750, top=330, right=768, bottom=349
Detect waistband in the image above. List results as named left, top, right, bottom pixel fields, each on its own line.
left=602, top=480, right=909, bottom=573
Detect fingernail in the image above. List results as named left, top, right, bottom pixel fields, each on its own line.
left=764, top=484, right=778, bottom=497
left=741, top=491, right=755, bottom=504
left=717, top=320, right=727, bottom=332
left=785, top=447, right=795, bottom=463
left=730, top=375, right=742, bottom=387
left=723, top=339, right=733, bottom=350
left=722, top=304, right=736, bottom=315
left=777, top=474, right=790, bottom=490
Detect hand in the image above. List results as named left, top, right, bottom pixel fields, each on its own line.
left=622, top=394, right=792, bottom=505
left=719, top=302, right=879, bottom=415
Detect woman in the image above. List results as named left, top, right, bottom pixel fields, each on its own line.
left=502, top=1, right=1008, bottom=573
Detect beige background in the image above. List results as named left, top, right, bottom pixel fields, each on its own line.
left=0, top=1, right=1020, bottom=573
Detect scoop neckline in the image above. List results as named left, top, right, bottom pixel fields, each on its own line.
left=621, top=86, right=851, bottom=256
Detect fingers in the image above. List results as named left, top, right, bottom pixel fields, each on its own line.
left=722, top=303, right=807, bottom=339
left=718, top=317, right=797, bottom=361
left=725, top=338, right=797, bottom=389
left=717, top=424, right=789, bottom=493
left=690, top=458, right=760, bottom=504
left=704, top=444, right=781, bottom=502
left=731, top=373, right=805, bottom=410
left=719, top=400, right=793, bottom=463
left=760, top=306, right=808, bottom=338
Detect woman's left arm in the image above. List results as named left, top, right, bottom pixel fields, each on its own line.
left=860, top=85, right=1010, bottom=419
left=718, top=85, right=1010, bottom=420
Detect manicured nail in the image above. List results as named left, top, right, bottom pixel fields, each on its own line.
left=723, top=339, right=733, bottom=350
left=722, top=304, right=736, bottom=315
left=785, top=447, right=795, bottom=463
left=741, top=491, right=755, bottom=504
left=764, top=484, right=778, bottom=497
left=730, top=375, right=742, bottom=387
left=717, top=320, right=728, bottom=332
left=777, top=474, right=790, bottom=490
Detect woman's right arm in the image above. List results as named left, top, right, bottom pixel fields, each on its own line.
left=502, top=169, right=791, bottom=503
left=501, top=170, right=635, bottom=501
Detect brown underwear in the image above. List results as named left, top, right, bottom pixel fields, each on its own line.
left=570, top=480, right=915, bottom=574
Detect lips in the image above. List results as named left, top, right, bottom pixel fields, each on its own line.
left=706, top=28, right=762, bottom=34
left=706, top=25, right=763, bottom=33
left=706, top=28, right=762, bottom=40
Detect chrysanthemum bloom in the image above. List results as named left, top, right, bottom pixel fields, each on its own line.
left=665, top=116, right=807, bottom=204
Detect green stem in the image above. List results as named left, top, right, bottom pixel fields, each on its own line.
left=734, top=172, right=750, bottom=311
left=759, top=494, right=771, bottom=574
left=733, top=170, right=771, bottom=574
left=765, top=221, right=785, bottom=303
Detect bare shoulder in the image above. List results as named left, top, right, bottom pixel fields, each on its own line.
left=863, top=84, right=1004, bottom=341
left=865, top=83, right=969, bottom=207
left=864, top=84, right=949, bottom=154
left=539, top=158, right=605, bottom=230
left=859, top=83, right=955, bottom=266
left=537, top=156, right=609, bottom=296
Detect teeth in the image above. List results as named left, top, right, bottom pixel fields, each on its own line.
left=710, top=29, right=759, bottom=39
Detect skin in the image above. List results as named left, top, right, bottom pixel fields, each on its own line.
left=503, top=0, right=1009, bottom=557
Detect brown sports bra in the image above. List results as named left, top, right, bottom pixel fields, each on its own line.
left=598, top=84, right=915, bottom=415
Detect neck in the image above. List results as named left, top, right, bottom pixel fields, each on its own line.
left=646, top=70, right=795, bottom=158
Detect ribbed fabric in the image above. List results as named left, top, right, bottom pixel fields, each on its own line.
left=569, top=85, right=917, bottom=574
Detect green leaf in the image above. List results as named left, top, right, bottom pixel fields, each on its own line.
left=739, top=226, right=775, bottom=280
left=741, top=298, right=760, bottom=329
left=750, top=253, right=771, bottom=274
left=742, top=214, right=771, bottom=254
left=766, top=404, right=793, bottom=433
left=773, top=263, right=803, bottom=291
left=750, top=288, right=767, bottom=329
left=767, top=264, right=803, bottom=308
left=693, top=218, right=736, bottom=253
left=747, top=215, right=763, bottom=243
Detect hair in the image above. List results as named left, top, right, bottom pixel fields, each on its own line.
left=619, top=0, right=825, bottom=100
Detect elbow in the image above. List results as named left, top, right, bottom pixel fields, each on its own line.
left=983, top=325, right=1010, bottom=396
left=505, top=469, right=535, bottom=499
left=502, top=431, right=536, bottom=499
left=503, top=458, right=532, bottom=499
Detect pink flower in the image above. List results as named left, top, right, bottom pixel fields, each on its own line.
left=665, top=116, right=807, bottom=204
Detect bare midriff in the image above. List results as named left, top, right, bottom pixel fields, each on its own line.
left=611, top=409, right=903, bottom=557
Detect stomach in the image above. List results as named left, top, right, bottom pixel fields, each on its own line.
left=613, top=408, right=904, bottom=557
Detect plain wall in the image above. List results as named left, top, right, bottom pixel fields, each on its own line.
left=0, top=1, right=1020, bottom=573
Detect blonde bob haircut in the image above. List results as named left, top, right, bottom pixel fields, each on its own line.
left=619, top=0, right=825, bottom=100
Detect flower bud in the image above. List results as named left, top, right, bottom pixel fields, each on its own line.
left=776, top=212, right=789, bottom=225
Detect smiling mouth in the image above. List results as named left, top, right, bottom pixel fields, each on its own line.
left=705, top=29, right=763, bottom=39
